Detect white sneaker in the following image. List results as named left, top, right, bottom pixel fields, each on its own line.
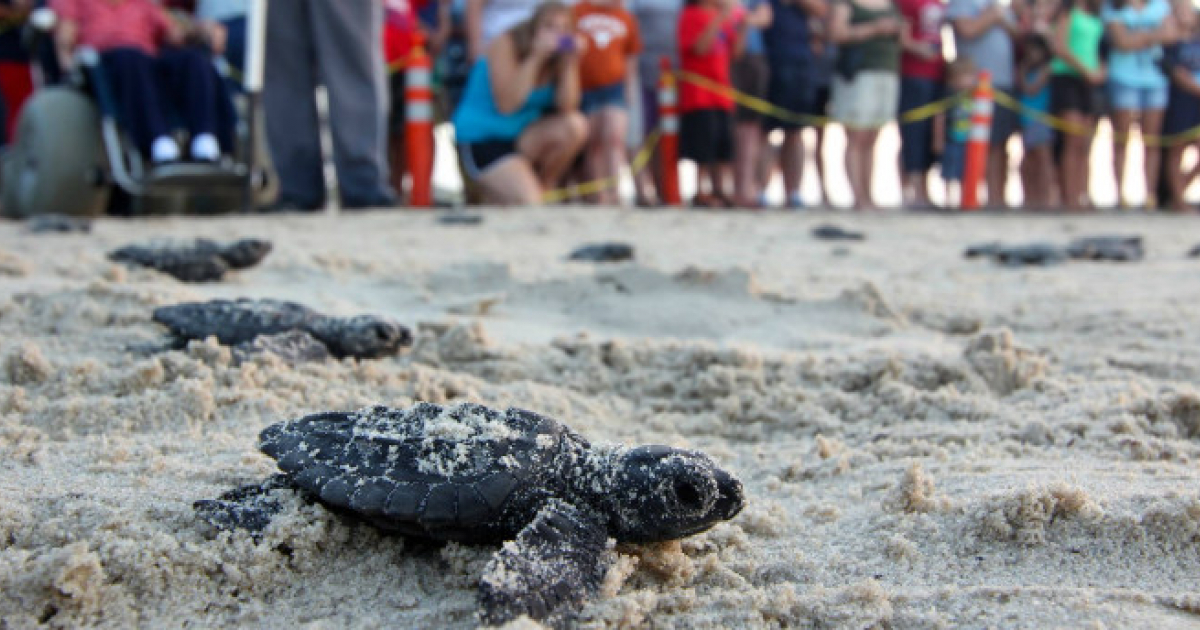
left=190, top=133, right=220, bottom=162
left=151, top=136, right=181, bottom=164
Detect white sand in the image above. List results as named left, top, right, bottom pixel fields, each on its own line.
left=3, top=208, right=1200, bottom=628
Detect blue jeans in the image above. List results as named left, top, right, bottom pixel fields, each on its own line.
left=898, top=76, right=942, bottom=174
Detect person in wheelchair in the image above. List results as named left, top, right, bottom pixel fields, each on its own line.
left=50, top=0, right=231, bottom=164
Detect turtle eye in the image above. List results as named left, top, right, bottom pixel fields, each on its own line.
left=374, top=324, right=392, bottom=341
left=673, top=480, right=703, bottom=510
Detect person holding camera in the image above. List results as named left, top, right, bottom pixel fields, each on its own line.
left=452, top=1, right=589, bottom=205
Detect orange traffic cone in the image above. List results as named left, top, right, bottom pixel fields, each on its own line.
left=658, top=57, right=681, bottom=207
left=962, top=71, right=993, bottom=211
left=405, top=47, right=434, bottom=208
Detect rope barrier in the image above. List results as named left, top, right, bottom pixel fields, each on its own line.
left=542, top=129, right=661, bottom=203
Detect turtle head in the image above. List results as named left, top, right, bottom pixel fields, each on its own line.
left=310, top=315, right=412, bottom=358
left=603, top=445, right=744, bottom=542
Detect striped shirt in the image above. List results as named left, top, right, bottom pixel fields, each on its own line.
left=51, top=0, right=173, bottom=55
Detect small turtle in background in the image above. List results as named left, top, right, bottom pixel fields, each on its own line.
left=811, top=224, right=865, bottom=241
left=1187, top=243, right=1199, bottom=258
left=569, top=242, right=634, bottom=263
left=964, top=242, right=1067, bottom=266
left=109, top=238, right=272, bottom=282
left=1066, top=235, right=1144, bottom=261
left=26, top=214, right=93, bottom=234
left=195, top=402, right=744, bottom=627
left=152, top=298, right=411, bottom=361
left=437, top=211, right=484, bottom=226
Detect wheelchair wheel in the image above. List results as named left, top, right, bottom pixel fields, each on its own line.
left=1, top=87, right=109, bottom=218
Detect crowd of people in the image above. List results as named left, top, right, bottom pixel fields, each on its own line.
left=1, top=0, right=1199, bottom=212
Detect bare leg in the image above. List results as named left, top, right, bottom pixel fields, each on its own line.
left=588, top=106, right=628, bottom=205
left=1142, top=108, right=1165, bottom=207
left=1167, top=145, right=1188, bottom=210
left=986, top=142, right=1008, bottom=208
left=780, top=129, right=804, bottom=205
left=844, top=129, right=876, bottom=210
left=388, top=131, right=406, bottom=203
left=815, top=126, right=830, bottom=206
left=859, top=129, right=881, bottom=209
left=474, top=156, right=545, bottom=205
left=1111, top=109, right=1134, bottom=207
left=518, top=112, right=590, bottom=190
left=1059, top=112, right=1091, bottom=211
left=733, top=120, right=764, bottom=207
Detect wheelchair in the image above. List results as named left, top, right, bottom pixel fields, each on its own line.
left=0, top=7, right=275, bottom=218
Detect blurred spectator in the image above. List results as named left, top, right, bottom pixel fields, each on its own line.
left=451, top=1, right=588, bottom=204
left=0, top=0, right=32, bottom=145
left=51, top=0, right=228, bottom=163
left=730, top=0, right=770, bottom=208
left=265, top=0, right=394, bottom=211
left=805, top=15, right=837, bottom=206
left=678, top=0, right=739, bottom=207
left=574, top=0, right=642, bottom=205
left=897, top=0, right=944, bottom=208
left=762, top=0, right=826, bottom=209
left=1049, top=0, right=1104, bottom=210
left=1017, top=32, right=1056, bottom=208
left=629, top=0, right=681, bottom=206
left=829, top=0, right=903, bottom=210
left=947, top=0, right=1018, bottom=206
left=1103, top=0, right=1173, bottom=208
left=1162, top=0, right=1200, bottom=211
left=940, top=58, right=974, bottom=206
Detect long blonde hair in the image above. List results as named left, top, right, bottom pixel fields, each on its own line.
left=508, top=2, right=571, bottom=62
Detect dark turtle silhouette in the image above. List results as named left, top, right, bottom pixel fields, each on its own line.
left=1190, top=244, right=1200, bottom=258
left=152, top=298, right=411, bottom=360
left=811, top=224, right=865, bottom=241
left=109, top=238, right=272, bottom=282
left=569, top=242, right=635, bottom=262
left=1066, top=235, right=1143, bottom=261
left=26, top=214, right=93, bottom=234
left=964, top=242, right=1066, bottom=266
left=194, top=402, right=745, bottom=627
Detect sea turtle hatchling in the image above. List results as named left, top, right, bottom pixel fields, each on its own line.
left=152, top=298, right=411, bottom=361
left=194, top=402, right=745, bottom=626
left=109, top=238, right=273, bottom=282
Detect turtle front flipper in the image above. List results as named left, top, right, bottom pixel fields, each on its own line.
left=478, top=499, right=613, bottom=628
left=194, top=474, right=295, bottom=535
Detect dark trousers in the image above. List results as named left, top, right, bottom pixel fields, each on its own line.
left=100, top=47, right=231, bottom=157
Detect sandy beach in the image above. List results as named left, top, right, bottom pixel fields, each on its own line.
left=2, top=208, right=1200, bottom=628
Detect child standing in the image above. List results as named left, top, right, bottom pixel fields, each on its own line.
left=1049, top=0, right=1105, bottom=210
left=575, top=0, right=642, bottom=205
left=1017, top=33, right=1056, bottom=208
left=940, top=58, right=975, bottom=208
left=678, top=0, right=740, bottom=207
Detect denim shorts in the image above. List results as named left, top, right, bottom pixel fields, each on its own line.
left=1108, top=82, right=1168, bottom=111
left=942, top=140, right=965, bottom=182
left=582, top=82, right=627, bottom=114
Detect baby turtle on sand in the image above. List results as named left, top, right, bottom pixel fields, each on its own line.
left=964, top=242, right=1066, bottom=266
left=1066, top=235, right=1143, bottom=261
left=26, top=214, right=93, bottom=234
left=109, top=238, right=272, bottom=282
left=195, top=402, right=744, bottom=627
left=811, top=224, right=865, bottom=241
left=153, top=298, right=411, bottom=360
left=569, top=242, right=635, bottom=262
left=1187, top=244, right=1199, bottom=258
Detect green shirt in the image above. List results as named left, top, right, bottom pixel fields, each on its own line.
left=839, top=0, right=901, bottom=73
left=1050, top=8, right=1104, bottom=76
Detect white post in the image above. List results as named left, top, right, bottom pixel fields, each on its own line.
left=244, top=0, right=269, bottom=93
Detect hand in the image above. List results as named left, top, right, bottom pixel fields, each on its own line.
left=1087, top=67, right=1106, bottom=86
left=1158, top=17, right=1179, bottom=45
left=872, top=16, right=900, bottom=36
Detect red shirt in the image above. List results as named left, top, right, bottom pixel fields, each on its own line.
left=677, top=5, right=734, bottom=112
left=51, top=0, right=173, bottom=56
left=384, top=0, right=425, bottom=65
left=898, top=0, right=945, bottom=79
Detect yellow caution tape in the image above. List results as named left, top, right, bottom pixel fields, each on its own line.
left=542, top=129, right=661, bottom=203
left=993, top=89, right=1200, bottom=148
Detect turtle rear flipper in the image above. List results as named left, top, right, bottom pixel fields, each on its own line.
left=478, top=500, right=613, bottom=628
left=110, top=246, right=230, bottom=282
left=194, top=474, right=294, bottom=534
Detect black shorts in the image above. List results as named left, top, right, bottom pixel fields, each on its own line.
left=1051, top=74, right=1101, bottom=117
left=388, top=71, right=406, bottom=134
left=732, top=54, right=769, bottom=123
left=459, top=139, right=518, bottom=180
left=680, top=108, right=733, bottom=165
left=989, top=87, right=1019, bottom=148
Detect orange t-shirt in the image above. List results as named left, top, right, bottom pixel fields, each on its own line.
left=573, top=2, right=642, bottom=91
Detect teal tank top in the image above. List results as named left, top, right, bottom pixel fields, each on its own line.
left=452, top=59, right=556, bottom=143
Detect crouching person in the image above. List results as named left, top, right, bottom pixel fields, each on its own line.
left=452, top=1, right=589, bottom=205
left=51, top=0, right=230, bottom=164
